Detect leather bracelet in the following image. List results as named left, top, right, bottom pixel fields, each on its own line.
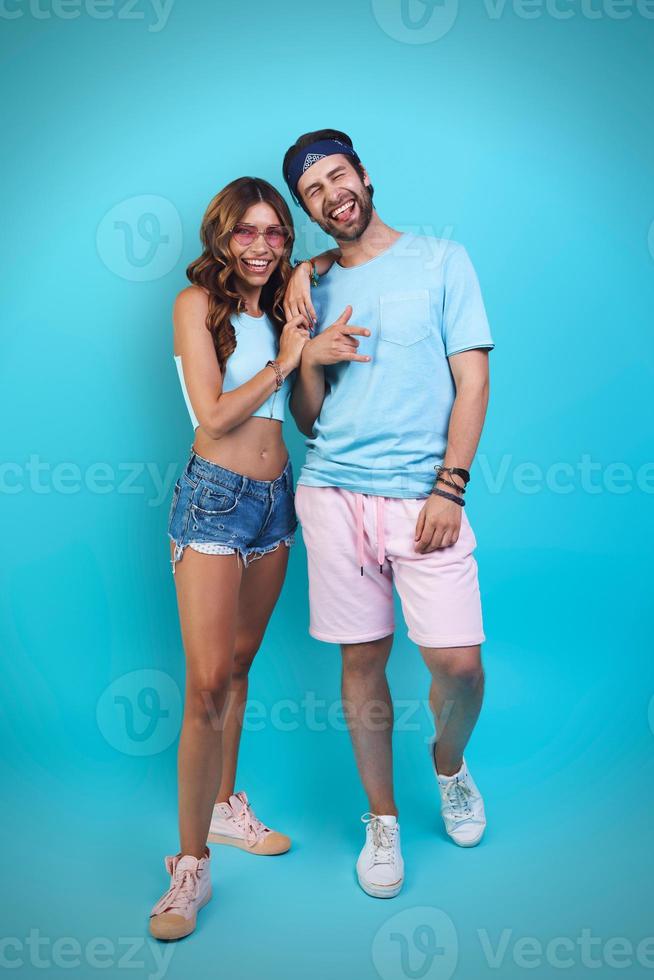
left=434, top=465, right=470, bottom=491
left=436, top=465, right=470, bottom=485
left=436, top=475, right=466, bottom=494
left=430, top=486, right=465, bottom=507
left=266, top=359, right=285, bottom=391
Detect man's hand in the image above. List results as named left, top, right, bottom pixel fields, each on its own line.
left=414, top=494, right=463, bottom=553
left=304, top=306, right=371, bottom=367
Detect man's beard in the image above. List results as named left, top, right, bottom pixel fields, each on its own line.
left=318, top=187, right=374, bottom=242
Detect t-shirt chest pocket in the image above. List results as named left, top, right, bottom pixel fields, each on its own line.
left=379, top=289, right=432, bottom=347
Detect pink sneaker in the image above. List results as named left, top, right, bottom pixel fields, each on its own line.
left=149, top=847, right=212, bottom=941
left=207, top=791, right=291, bottom=856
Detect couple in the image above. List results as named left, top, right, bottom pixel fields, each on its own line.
left=150, top=129, right=495, bottom=941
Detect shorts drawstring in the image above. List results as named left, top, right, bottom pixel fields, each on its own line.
left=354, top=492, right=386, bottom=575
left=376, top=495, right=385, bottom=573
left=356, top=493, right=365, bottom=575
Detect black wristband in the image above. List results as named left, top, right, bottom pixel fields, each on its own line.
left=430, top=487, right=465, bottom=507
left=449, top=466, right=470, bottom=485
left=435, top=464, right=470, bottom=487
left=436, top=475, right=466, bottom=494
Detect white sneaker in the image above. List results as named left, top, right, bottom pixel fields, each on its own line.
left=207, top=791, right=291, bottom=856
left=429, top=734, right=486, bottom=847
left=149, top=847, right=212, bottom=941
left=356, top=813, right=404, bottom=899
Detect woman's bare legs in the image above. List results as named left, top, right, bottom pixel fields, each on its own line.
left=215, top=543, right=290, bottom=803
left=172, top=543, right=243, bottom=859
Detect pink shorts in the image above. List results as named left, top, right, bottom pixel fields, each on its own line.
left=294, top=484, right=486, bottom=648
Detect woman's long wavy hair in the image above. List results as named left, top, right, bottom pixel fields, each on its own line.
left=186, top=177, right=295, bottom=374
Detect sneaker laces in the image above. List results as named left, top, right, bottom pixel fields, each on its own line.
left=444, top=775, right=475, bottom=821
left=361, top=813, right=397, bottom=865
left=151, top=863, right=201, bottom=918
left=231, top=796, right=268, bottom=846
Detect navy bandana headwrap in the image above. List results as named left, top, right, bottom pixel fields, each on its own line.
left=284, top=138, right=360, bottom=203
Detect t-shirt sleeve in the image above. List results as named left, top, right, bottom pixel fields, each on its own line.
left=441, top=244, right=495, bottom=356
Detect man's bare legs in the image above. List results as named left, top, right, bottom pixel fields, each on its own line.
left=340, top=634, right=396, bottom=815
left=340, top=639, right=484, bottom=797
left=420, top=644, right=484, bottom=775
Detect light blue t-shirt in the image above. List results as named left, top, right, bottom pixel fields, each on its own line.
left=297, top=233, right=494, bottom=498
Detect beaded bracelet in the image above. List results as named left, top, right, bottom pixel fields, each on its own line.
left=294, top=258, right=319, bottom=287
left=430, top=486, right=465, bottom=507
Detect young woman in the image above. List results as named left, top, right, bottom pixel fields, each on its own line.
left=149, top=177, right=311, bottom=941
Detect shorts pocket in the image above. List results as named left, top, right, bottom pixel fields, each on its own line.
left=379, top=289, right=431, bottom=347
left=193, top=481, right=240, bottom=515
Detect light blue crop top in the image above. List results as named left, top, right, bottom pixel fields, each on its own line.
left=174, top=311, right=293, bottom=430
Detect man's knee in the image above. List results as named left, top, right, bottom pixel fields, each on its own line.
left=425, top=646, right=484, bottom=688
left=341, top=634, right=393, bottom=676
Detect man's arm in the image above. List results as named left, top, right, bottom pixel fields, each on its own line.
left=414, top=349, right=490, bottom=552
left=289, top=306, right=371, bottom=437
left=442, top=348, right=490, bottom=472
left=289, top=344, right=326, bottom=437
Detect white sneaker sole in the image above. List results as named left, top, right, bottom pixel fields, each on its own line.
left=447, top=829, right=485, bottom=847
left=356, top=870, right=404, bottom=899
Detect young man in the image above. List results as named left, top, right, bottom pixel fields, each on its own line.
left=283, top=129, right=495, bottom=899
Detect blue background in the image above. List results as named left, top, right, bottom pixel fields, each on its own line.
left=1, top=0, right=653, bottom=977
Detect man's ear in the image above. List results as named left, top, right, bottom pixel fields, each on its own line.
left=360, top=166, right=371, bottom=188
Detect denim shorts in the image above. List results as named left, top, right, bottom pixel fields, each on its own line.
left=167, top=448, right=298, bottom=574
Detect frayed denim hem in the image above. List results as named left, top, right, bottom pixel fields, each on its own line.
left=169, top=533, right=295, bottom=574
left=239, top=532, right=295, bottom=569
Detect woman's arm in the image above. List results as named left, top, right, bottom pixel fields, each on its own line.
left=283, top=248, right=340, bottom=324
left=173, top=286, right=307, bottom=439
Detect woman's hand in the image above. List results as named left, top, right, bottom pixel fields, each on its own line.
left=277, top=315, right=311, bottom=375
left=283, top=263, right=317, bottom=327
left=283, top=250, right=339, bottom=327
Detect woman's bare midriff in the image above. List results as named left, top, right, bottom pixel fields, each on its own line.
left=191, top=416, right=289, bottom=482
